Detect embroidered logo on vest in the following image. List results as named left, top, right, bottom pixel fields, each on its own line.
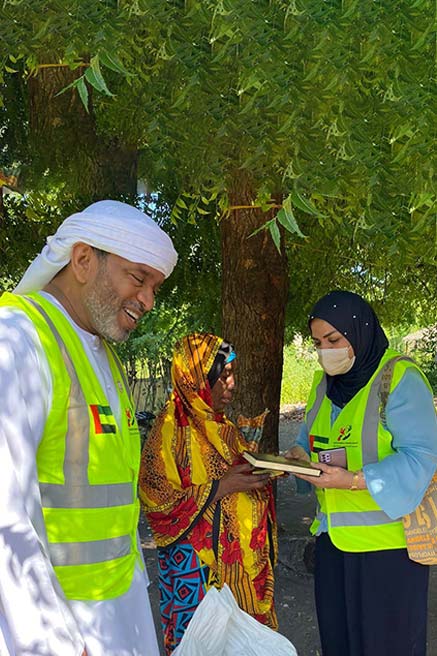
left=125, top=407, right=135, bottom=428
left=337, top=425, right=352, bottom=441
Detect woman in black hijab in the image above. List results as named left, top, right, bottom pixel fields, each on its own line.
left=309, top=290, right=389, bottom=407
left=286, top=290, right=437, bottom=656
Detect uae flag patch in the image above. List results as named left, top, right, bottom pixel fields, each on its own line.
left=90, top=404, right=117, bottom=434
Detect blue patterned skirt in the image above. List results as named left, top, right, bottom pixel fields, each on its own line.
left=158, top=540, right=210, bottom=654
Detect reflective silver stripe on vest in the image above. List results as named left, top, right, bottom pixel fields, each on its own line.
left=27, top=297, right=133, bottom=509
left=361, top=366, right=386, bottom=465
left=49, top=534, right=131, bottom=567
left=306, top=375, right=327, bottom=432
left=27, top=297, right=90, bottom=487
left=361, top=356, right=413, bottom=465
left=40, top=482, right=134, bottom=508
left=330, top=510, right=398, bottom=528
left=106, top=341, right=133, bottom=403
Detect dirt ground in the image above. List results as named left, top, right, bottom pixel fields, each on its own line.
left=140, top=415, right=437, bottom=655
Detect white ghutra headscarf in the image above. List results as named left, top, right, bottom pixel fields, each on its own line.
left=14, top=200, right=178, bottom=294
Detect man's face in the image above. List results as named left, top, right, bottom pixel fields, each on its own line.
left=83, top=252, right=165, bottom=342
left=210, top=362, right=236, bottom=412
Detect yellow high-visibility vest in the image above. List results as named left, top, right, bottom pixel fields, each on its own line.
left=1, top=292, right=142, bottom=600
left=306, top=349, right=430, bottom=552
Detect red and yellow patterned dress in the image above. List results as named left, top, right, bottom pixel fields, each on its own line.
left=139, top=333, right=277, bottom=654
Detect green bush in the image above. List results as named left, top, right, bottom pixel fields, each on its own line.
left=281, top=338, right=319, bottom=406
left=280, top=329, right=437, bottom=408
left=409, top=327, right=437, bottom=394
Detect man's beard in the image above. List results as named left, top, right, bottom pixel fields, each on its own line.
left=83, top=265, right=130, bottom=343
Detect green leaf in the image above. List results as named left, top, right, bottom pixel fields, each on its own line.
left=290, top=191, right=325, bottom=218
left=341, top=0, right=360, bottom=20
left=100, top=51, right=131, bottom=76
left=260, top=201, right=275, bottom=213
left=76, top=77, right=89, bottom=112
left=277, top=205, right=306, bottom=238
left=411, top=29, right=431, bottom=52
left=248, top=218, right=275, bottom=238
left=170, top=205, right=180, bottom=224
left=389, top=124, right=415, bottom=144
left=171, top=86, right=190, bottom=109
left=85, top=57, right=113, bottom=96
left=55, top=77, right=81, bottom=97
left=176, top=197, right=188, bottom=209
left=269, top=220, right=281, bottom=254
left=25, top=207, right=39, bottom=220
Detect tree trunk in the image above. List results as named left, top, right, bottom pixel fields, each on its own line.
left=221, top=182, right=289, bottom=453
left=27, top=66, right=137, bottom=198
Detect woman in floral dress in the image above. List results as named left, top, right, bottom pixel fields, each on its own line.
left=139, top=333, right=277, bottom=654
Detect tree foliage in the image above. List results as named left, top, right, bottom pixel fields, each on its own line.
left=96, top=0, right=437, bottom=260
left=410, top=326, right=437, bottom=392
left=1, top=0, right=437, bottom=424
left=2, top=0, right=436, bottom=282
left=0, top=194, right=73, bottom=286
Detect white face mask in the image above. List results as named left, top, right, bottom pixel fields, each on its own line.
left=317, top=347, right=356, bottom=376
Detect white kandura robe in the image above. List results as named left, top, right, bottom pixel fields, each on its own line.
left=0, top=293, right=160, bottom=656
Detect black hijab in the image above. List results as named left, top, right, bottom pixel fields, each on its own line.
left=309, top=290, right=389, bottom=407
left=207, top=340, right=235, bottom=389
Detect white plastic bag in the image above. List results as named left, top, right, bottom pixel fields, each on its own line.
left=173, top=584, right=298, bottom=656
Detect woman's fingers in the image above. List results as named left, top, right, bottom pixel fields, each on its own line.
left=283, top=445, right=311, bottom=462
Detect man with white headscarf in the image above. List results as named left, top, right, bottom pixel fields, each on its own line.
left=0, top=200, right=178, bottom=656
